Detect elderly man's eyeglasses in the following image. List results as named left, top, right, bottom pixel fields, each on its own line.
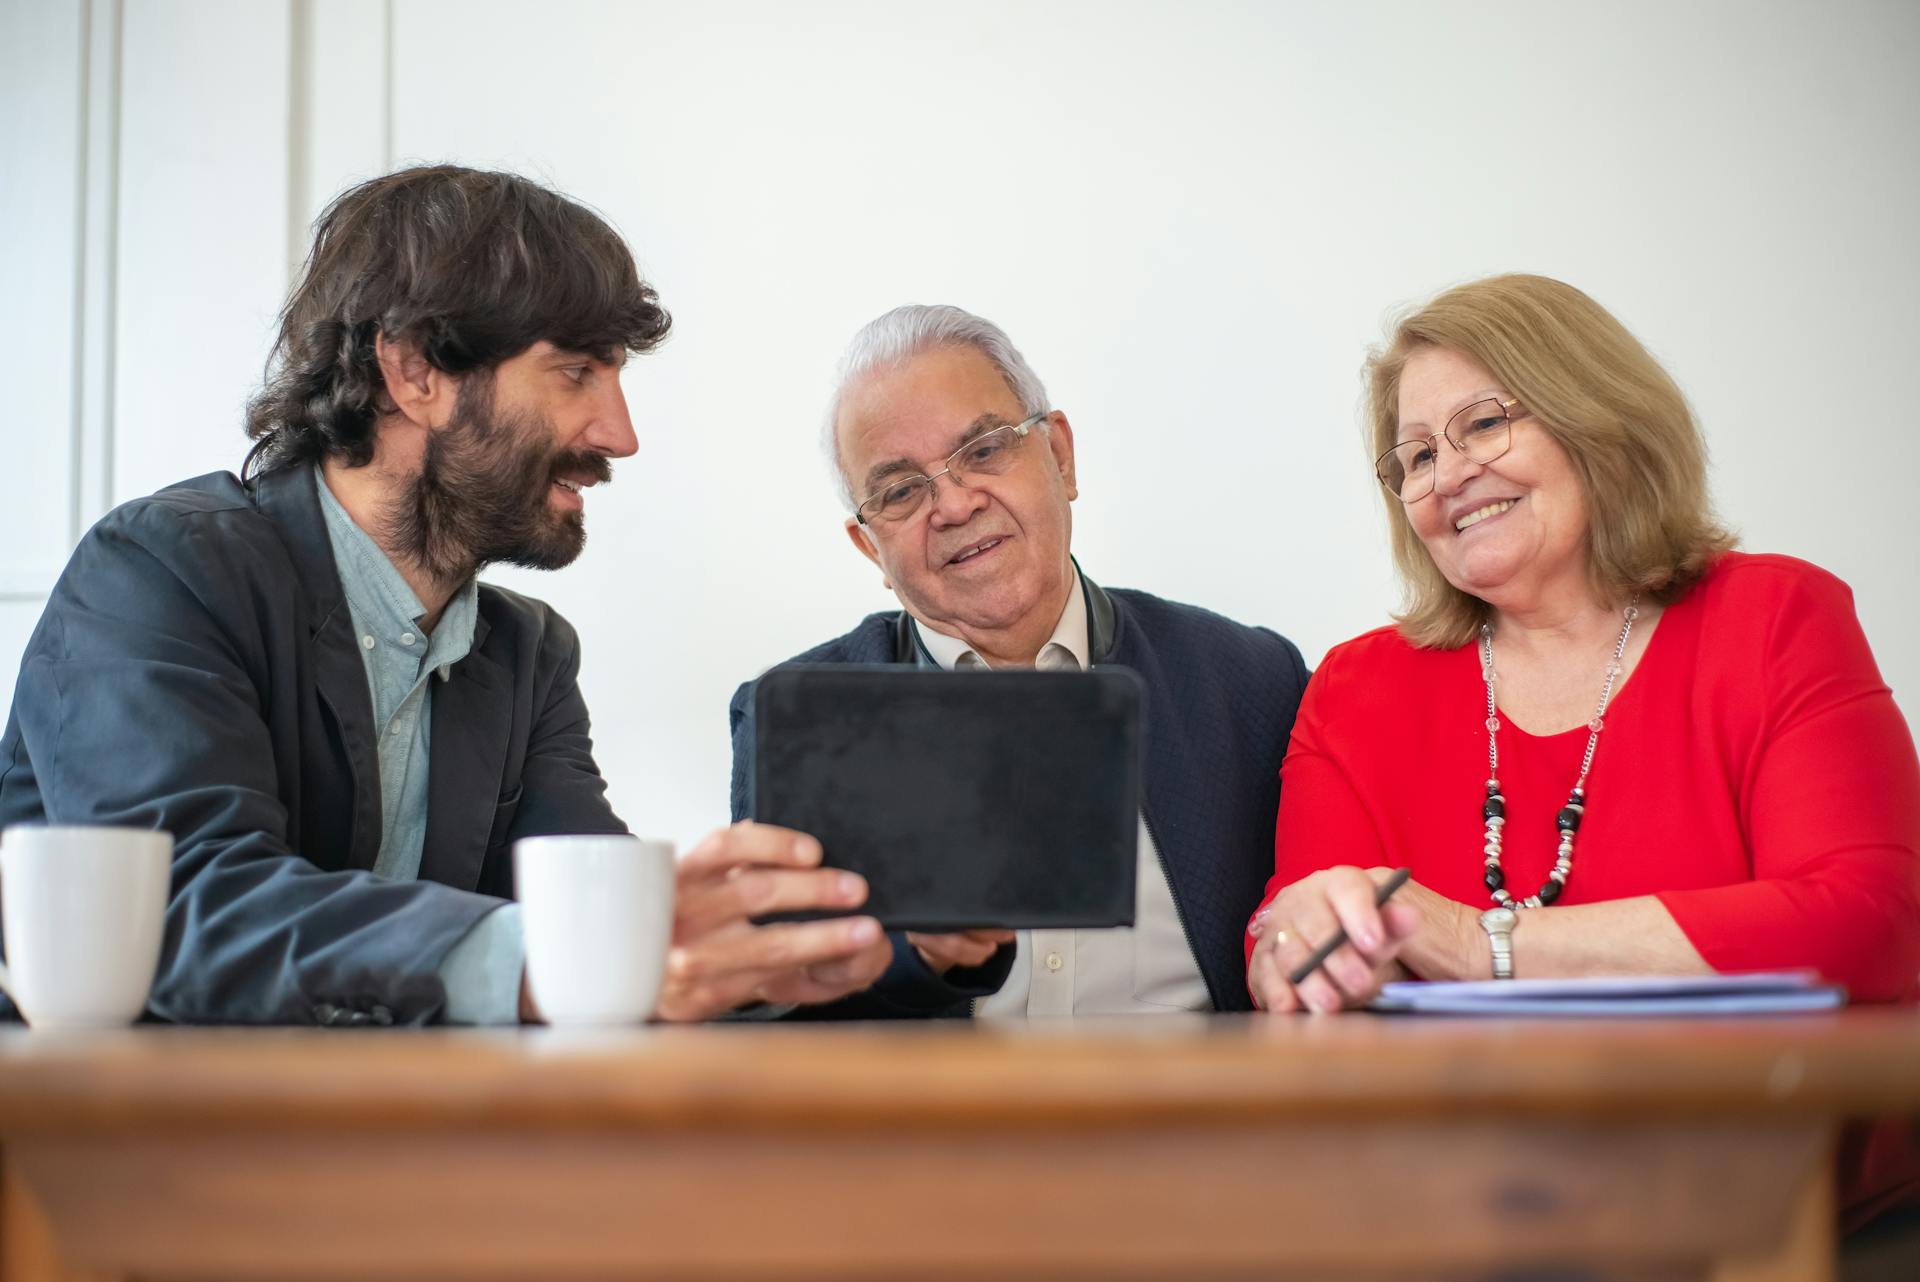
left=1374, top=398, right=1526, bottom=503
left=855, top=413, right=1048, bottom=525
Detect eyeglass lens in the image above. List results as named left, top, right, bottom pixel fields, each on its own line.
left=861, top=423, right=1029, bottom=522
left=1377, top=400, right=1513, bottom=500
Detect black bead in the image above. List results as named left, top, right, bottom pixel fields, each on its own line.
left=1483, top=798, right=1506, bottom=821
left=1555, top=806, right=1581, bottom=832
left=1538, top=880, right=1563, bottom=905
left=1484, top=867, right=1504, bottom=891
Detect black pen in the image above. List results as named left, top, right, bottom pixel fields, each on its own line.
left=1286, top=866, right=1412, bottom=986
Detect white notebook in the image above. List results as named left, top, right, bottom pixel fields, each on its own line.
left=1370, top=971, right=1845, bottom=1016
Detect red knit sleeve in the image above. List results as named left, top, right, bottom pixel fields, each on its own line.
left=1245, top=655, right=1392, bottom=966
left=1657, top=564, right=1920, bottom=1000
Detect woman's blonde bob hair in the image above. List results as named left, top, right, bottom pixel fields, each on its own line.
left=1365, top=273, right=1735, bottom=650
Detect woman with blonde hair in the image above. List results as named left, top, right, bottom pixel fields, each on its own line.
left=1245, top=271, right=1920, bottom=1216
left=1243, top=271, right=1920, bottom=1222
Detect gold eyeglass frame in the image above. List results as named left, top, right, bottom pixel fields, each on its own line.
left=1374, top=397, right=1526, bottom=503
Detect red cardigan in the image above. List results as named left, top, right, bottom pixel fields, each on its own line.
left=1249, top=552, right=1920, bottom=1226
left=1251, top=551, right=1920, bottom=997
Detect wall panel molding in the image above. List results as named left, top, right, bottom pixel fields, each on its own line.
left=111, top=0, right=295, bottom=504
left=73, top=0, right=123, bottom=539
left=0, top=1, right=89, bottom=587
left=294, top=0, right=390, bottom=237
left=0, top=578, right=57, bottom=604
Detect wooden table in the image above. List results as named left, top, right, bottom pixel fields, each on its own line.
left=2, top=1012, right=1918, bottom=1281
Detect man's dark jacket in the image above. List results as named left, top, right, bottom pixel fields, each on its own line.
left=0, top=465, right=625, bottom=1025
left=728, top=570, right=1309, bottom=1016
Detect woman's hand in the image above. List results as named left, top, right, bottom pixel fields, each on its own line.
left=1383, top=875, right=1483, bottom=982
left=1246, top=866, right=1422, bottom=1013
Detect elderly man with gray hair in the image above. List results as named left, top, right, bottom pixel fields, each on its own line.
left=728, top=305, right=1311, bottom=1018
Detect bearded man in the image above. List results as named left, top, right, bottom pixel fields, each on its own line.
left=0, top=166, right=898, bottom=1026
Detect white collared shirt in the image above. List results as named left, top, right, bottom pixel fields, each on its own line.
left=914, top=576, right=1212, bottom=1018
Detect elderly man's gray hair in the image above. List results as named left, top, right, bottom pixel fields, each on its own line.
left=823, top=304, right=1052, bottom=511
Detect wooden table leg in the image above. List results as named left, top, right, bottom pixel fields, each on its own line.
left=2, top=1153, right=122, bottom=1282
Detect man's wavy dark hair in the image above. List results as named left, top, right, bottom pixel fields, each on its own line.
left=244, top=165, right=670, bottom=477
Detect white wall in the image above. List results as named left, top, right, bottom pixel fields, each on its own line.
left=3, top=0, right=1917, bottom=850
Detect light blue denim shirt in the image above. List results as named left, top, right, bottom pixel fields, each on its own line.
left=315, top=471, right=524, bottom=1023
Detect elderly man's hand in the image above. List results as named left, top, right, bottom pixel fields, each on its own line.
left=653, top=821, right=892, bottom=1021
left=909, top=929, right=1016, bottom=975
left=1246, top=865, right=1422, bottom=1014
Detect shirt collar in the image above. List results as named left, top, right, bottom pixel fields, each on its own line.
left=314, top=468, right=478, bottom=671
left=915, top=571, right=1088, bottom=672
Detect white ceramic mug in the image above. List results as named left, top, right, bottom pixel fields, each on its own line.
left=514, top=834, right=675, bottom=1026
left=0, top=825, right=171, bottom=1030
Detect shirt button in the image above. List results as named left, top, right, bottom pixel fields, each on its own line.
left=389, top=723, right=404, bottom=735
left=400, top=632, right=416, bottom=646
left=1044, top=951, right=1064, bottom=972
left=360, top=635, right=376, bottom=650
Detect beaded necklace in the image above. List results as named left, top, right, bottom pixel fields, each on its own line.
left=1480, top=599, right=1640, bottom=909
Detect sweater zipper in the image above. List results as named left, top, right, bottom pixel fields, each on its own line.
left=973, top=646, right=1209, bottom=1015
left=1138, top=804, right=1214, bottom=1010
left=971, top=805, right=1204, bottom=1018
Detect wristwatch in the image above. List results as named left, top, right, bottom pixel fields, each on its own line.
left=1478, top=907, right=1519, bottom=980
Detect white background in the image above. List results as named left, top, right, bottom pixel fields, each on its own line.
left=3, top=0, right=1917, bottom=849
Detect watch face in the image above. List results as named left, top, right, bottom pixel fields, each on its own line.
left=1481, top=907, right=1517, bottom=931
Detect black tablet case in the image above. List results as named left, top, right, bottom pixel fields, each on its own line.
left=752, top=665, right=1143, bottom=930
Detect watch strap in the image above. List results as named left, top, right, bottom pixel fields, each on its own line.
left=1487, top=929, right=1514, bottom=980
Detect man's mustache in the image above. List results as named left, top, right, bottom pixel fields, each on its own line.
left=549, top=451, right=613, bottom=486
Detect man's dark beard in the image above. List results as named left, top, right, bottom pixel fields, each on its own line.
left=385, top=374, right=613, bottom=585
